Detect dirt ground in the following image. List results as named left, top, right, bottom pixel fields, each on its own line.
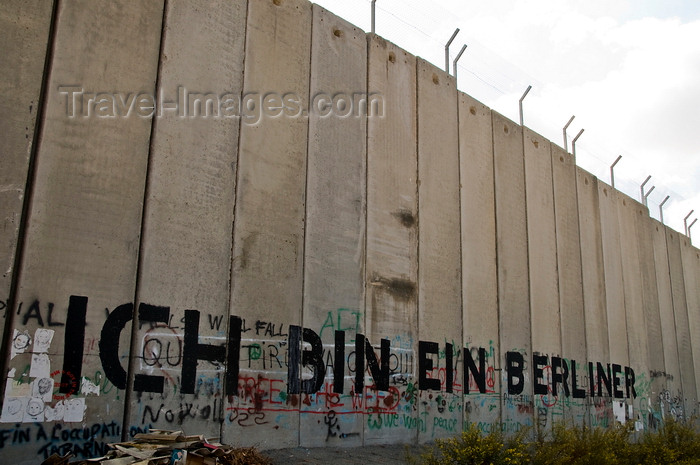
left=263, top=444, right=425, bottom=464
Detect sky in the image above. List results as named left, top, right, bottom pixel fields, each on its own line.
left=313, top=0, right=700, bottom=239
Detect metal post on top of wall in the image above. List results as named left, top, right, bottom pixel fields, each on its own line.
left=563, top=115, right=575, bottom=153
left=371, top=0, right=376, bottom=34
left=659, top=195, right=670, bottom=224
left=610, top=155, right=622, bottom=189
left=643, top=185, right=656, bottom=207
left=571, top=128, right=584, bottom=164
left=640, top=175, right=652, bottom=204
left=445, top=28, right=460, bottom=73
left=453, top=44, right=467, bottom=80
left=684, top=210, right=695, bottom=235
left=519, top=85, right=532, bottom=127
left=689, top=218, right=697, bottom=244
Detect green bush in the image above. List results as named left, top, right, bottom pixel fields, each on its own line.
left=531, top=422, right=633, bottom=465
left=411, top=420, right=700, bottom=465
left=411, top=424, right=529, bottom=465
left=633, top=419, right=700, bottom=465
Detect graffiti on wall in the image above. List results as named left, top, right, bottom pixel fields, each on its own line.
left=0, top=295, right=651, bottom=459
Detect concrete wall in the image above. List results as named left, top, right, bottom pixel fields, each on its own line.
left=1, top=0, right=698, bottom=462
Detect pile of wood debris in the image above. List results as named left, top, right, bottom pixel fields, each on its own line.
left=40, top=429, right=272, bottom=465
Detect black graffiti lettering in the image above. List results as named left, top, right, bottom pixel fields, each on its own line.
left=47, top=302, right=64, bottom=326
left=99, top=303, right=133, bottom=389
left=60, top=296, right=87, bottom=394
left=445, top=343, right=453, bottom=393
left=134, top=304, right=170, bottom=393
left=226, top=316, right=242, bottom=397
left=0, top=427, right=29, bottom=448
left=506, top=351, right=525, bottom=395
left=301, top=328, right=324, bottom=394
left=353, top=335, right=390, bottom=392
left=370, top=336, right=390, bottom=392
left=354, top=337, right=364, bottom=392
left=181, top=309, right=226, bottom=394
left=23, top=300, right=44, bottom=326
left=142, top=404, right=164, bottom=423
left=265, top=322, right=287, bottom=337
left=572, top=361, right=586, bottom=398
left=355, top=334, right=390, bottom=392
left=464, top=347, right=487, bottom=394
left=533, top=353, right=548, bottom=395
left=333, top=330, right=345, bottom=394
left=5, top=290, right=650, bottom=423
left=208, top=314, right=224, bottom=330
left=596, top=362, right=612, bottom=397
left=287, top=325, right=302, bottom=394
left=418, top=341, right=440, bottom=391
left=286, top=326, right=324, bottom=394
left=625, top=366, right=637, bottom=399
left=612, top=363, right=624, bottom=399
left=551, top=357, right=570, bottom=397
left=268, top=344, right=282, bottom=368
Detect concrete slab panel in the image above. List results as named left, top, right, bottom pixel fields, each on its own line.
left=552, top=147, right=587, bottom=426
left=576, top=169, right=613, bottom=428
left=492, top=112, right=532, bottom=433
left=665, top=228, right=697, bottom=418
left=458, top=93, right=500, bottom=431
left=0, top=0, right=54, bottom=350
left=651, top=220, right=683, bottom=422
left=616, top=196, right=650, bottom=430
left=523, top=129, right=561, bottom=432
left=125, top=0, right=247, bottom=438
left=1, top=1, right=164, bottom=463
left=225, top=0, right=311, bottom=449
left=597, top=184, right=630, bottom=373
left=636, top=213, right=666, bottom=428
left=680, top=236, right=700, bottom=413
left=299, top=5, right=366, bottom=448
left=364, top=35, right=418, bottom=445
left=416, top=58, right=462, bottom=442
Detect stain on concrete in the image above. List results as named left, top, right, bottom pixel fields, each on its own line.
left=370, top=275, right=416, bottom=301
left=392, top=209, right=415, bottom=228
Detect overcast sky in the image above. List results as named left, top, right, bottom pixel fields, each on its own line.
left=314, top=0, right=700, bottom=238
